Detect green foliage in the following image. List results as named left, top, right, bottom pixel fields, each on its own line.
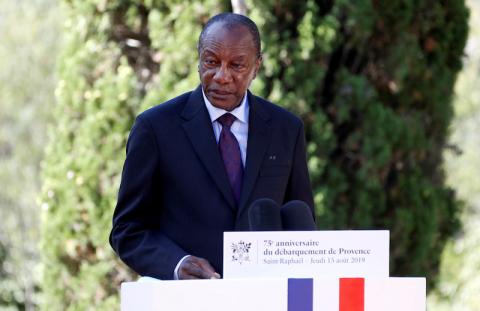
left=0, top=242, right=25, bottom=310
left=0, top=0, right=60, bottom=309
left=247, top=0, right=468, bottom=284
left=40, top=0, right=468, bottom=308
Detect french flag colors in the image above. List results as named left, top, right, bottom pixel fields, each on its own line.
left=288, top=278, right=365, bottom=311
left=287, top=278, right=425, bottom=311
left=122, top=277, right=426, bottom=311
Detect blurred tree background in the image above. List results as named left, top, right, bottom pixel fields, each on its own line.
left=1, top=0, right=478, bottom=310
left=0, top=0, right=60, bottom=309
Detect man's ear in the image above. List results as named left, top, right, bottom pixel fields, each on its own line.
left=257, top=54, right=263, bottom=68
left=253, top=54, right=263, bottom=79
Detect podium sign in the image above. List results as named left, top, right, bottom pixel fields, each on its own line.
left=223, top=231, right=389, bottom=279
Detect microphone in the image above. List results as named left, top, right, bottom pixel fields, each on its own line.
left=248, top=198, right=283, bottom=231
left=281, top=200, right=316, bottom=231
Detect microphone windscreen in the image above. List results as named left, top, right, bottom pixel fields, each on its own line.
left=248, top=198, right=282, bottom=231
left=281, top=200, right=316, bottom=231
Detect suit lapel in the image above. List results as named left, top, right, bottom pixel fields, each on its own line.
left=181, top=86, right=236, bottom=210
left=237, top=92, right=271, bottom=216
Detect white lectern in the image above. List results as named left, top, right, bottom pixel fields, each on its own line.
left=121, top=230, right=426, bottom=310
left=121, top=277, right=425, bottom=311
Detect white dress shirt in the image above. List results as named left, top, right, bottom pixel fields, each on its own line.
left=173, top=89, right=250, bottom=279
left=202, top=89, right=249, bottom=167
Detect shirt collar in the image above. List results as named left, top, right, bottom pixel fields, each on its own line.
left=202, top=88, right=249, bottom=124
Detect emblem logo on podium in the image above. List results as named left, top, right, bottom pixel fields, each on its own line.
left=231, top=241, right=252, bottom=264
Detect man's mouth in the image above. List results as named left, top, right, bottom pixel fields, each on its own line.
left=209, top=89, right=232, bottom=96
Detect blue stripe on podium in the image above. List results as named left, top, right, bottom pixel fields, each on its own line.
left=288, top=278, right=313, bottom=311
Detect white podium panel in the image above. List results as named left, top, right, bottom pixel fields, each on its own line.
left=121, top=277, right=425, bottom=311
left=224, top=231, right=389, bottom=279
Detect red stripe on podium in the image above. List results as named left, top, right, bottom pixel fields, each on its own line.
left=339, top=278, right=364, bottom=311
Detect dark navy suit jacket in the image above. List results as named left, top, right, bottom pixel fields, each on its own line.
left=110, top=86, right=314, bottom=279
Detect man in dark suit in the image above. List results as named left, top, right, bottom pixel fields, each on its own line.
left=110, top=13, right=314, bottom=280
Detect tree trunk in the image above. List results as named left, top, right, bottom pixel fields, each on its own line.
left=231, top=0, right=247, bottom=15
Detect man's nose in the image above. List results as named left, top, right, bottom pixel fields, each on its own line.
left=213, top=63, right=233, bottom=83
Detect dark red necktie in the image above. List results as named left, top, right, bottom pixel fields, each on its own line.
left=217, top=113, right=244, bottom=204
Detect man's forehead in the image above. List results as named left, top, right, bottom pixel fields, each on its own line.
left=201, top=22, right=254, bottom=47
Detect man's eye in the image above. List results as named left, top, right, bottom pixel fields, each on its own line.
left=204, top=59, right=217, bottom=65
left=232, top=63, right=245, bottom=69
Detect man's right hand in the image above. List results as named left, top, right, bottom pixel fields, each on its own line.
left=178, top=256, right=221, bottom=280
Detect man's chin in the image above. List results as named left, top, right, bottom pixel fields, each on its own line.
left=213, top=103, right=236, bottom=111
left=208, top=98, right=238, bottom=111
